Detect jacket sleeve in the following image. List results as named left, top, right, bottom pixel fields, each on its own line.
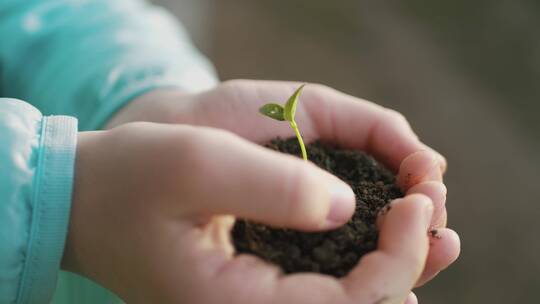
left=0, top=0, right=218, bottom=131
left=0, top=98, right=77, bottom=304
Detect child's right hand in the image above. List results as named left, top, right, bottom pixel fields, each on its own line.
left=63, top=122, right=437, bottom=304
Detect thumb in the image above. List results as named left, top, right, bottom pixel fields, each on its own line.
left=182, top=129, right=356, bottom=231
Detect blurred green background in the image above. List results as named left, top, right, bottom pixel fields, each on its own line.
left=156, top=1, right=540, bottom=303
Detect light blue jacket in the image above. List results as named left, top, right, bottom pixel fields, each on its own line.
left=0, top=1, right=217, bottom=303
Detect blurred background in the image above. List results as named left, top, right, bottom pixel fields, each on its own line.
left=155, top=1, right=540, bottom=303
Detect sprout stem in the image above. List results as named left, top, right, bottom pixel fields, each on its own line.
left=290, top=121, right=307, bottom=161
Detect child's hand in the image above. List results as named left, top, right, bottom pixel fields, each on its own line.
left=107, top=80, right=460, bottom=286
left=65, top=123, right=437, bottom=303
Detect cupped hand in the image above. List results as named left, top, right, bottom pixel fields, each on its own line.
left=107, top=80, right=460, bottom=286
left=66, top=123, right=437, bottom=303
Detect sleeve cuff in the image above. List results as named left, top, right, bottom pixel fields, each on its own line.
left=17, top=116, right=78, bottom=304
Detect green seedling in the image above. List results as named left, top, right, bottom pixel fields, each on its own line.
left=259, top=84, right=308, bottom=161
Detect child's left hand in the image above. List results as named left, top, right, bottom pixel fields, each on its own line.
left=68, top=122, right=436, bottom=304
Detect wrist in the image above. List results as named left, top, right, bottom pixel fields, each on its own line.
left=61, top=131, right=104, bottom=276
left=105, top=89, right=193, bottom=129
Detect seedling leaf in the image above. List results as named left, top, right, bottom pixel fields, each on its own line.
left=258, top=84, right=308, bottom=161
left=259, top=103, right=285, bottom=121
left=284, top=84, right=306, bottom=122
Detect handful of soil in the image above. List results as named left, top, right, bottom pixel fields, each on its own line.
left=232, top=138, right=403, bottom=278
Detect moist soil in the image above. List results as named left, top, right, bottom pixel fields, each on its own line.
left=232, top=138, right=404, bottom=278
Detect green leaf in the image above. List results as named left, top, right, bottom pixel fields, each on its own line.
left=259, top=103, right=285, bottom=121
left=284, top=84, right=306, bottom=122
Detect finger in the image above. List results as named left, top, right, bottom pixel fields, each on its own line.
left=407, top=181, right=447, bottom=227
left=435, top=209, right=448, bottom=228
left=405, top=292, right=418, bottom=304
left=398, top=151, right=442, bottom=191
left=273, top=274, right=348, bottom=304
left=303, top=85, right=446, bottom=173
left=375, top=181, right=445, bottom=238
left=217, top=257, right=350, bottom=304
left=416, top=228, right=461, bottom=287
left=213, top=255, right=283, bottom=303
left=420, top=143, right=447, bottom=174
left=179, top=127, right=356, bottom=231
left=343, top=194, right=433, bottom=302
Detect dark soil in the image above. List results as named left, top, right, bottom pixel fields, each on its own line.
left=232, top=138, right=403, bottom=278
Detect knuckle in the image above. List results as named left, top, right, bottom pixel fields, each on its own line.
left=386, top=247, right=424, bottom=280
left=209, top=127, right=240, bottom=142
left=310, top=82, right=336, bottom=95
left=199, top=127, right=243, bottom=152
left=405, top=193, right=432, bottom=206
left=219, top=79, right=251, bottom=91
left=171, top=128, right=213, bottom=172
left=181, top=127, right=242, bottom=172
left=384, top=109, right=410, bottom=128
left=402, top=251, right=425, bottom=275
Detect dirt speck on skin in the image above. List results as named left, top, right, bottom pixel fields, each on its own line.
left=430, top=229, right=442, bottom=239
left=232, top=138, right=404, bottom=277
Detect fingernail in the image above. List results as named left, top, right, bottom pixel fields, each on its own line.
left=326, top=182, right=355, bottom=226
left=421, top=151, right=443, bottom=182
